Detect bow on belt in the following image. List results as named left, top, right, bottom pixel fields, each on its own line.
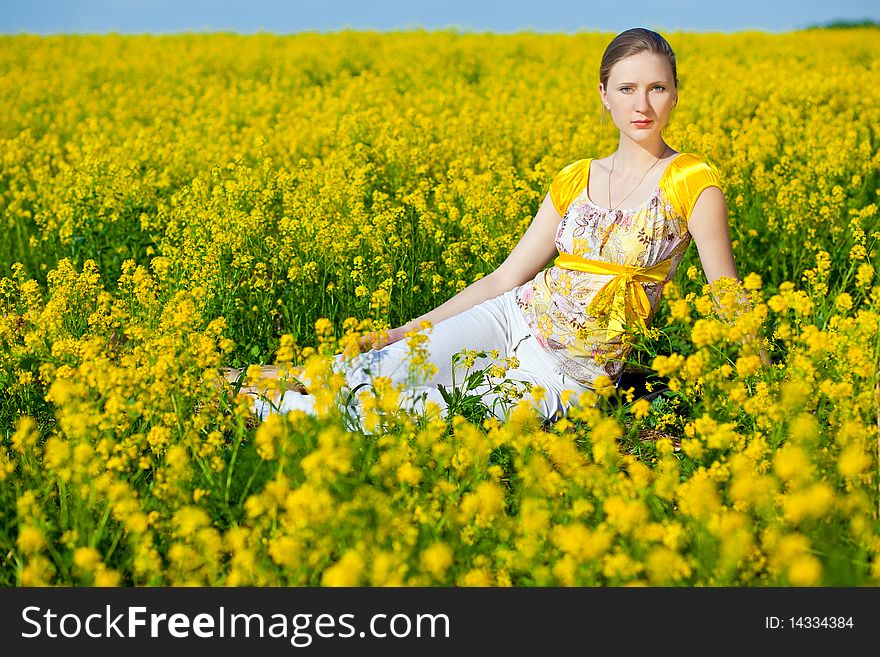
left=554, top=252, right=672, bottom=342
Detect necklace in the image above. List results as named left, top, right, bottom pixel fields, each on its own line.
left=608, top=146, right=670, bottom=211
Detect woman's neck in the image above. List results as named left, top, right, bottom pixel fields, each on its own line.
left=611, top=139, right=672, bottom=172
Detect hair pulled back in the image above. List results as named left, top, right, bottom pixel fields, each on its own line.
left=599, top=28, right=678, bottom=123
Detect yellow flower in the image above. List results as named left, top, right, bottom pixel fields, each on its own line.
left=531, top=385, right=546, bottom=402
left=172, top=506, right=211, bottom=539
left=837, top=444, right=869, bottom=478
left=550, top=523, right=613, bottom=561
left=788, top=555, right=822, bottom=586
left=645, top=546, right=692, bottom=584
left=592, top=375, right=616, bottom=399
left=370, top=551, right=407, bottom=586
left=767, top=532, right=809, bottom=571
left=0, top=453, right=14, bottom=481
left=17, top=526, right=46, bottom=554
left=322, top=550, right=365, bottom=586
left=628, top=399, right=650, bottom=421
left=42, top=436, right=71, bottom=471
left=781, top=483, right=834, bottom=524
left=94, top=568, right=122, bottom=587
left=147, top=426, right=171, bottom=451
left=459, top=569, right=492, bottom=586
left=519, top=497, right=550, bottom=535
left=420, top=542, right=454, bottom=580
left=602, top=549, right=644, bottom=581
left=12, top=415, right=39, bottom=454
left=833, top=292, right=853, bottom=313
left=651, top=353, right=684, bottom=378
left=788, top=413, right=819, bottom=446
left=268, top=535, right=301, bottom=568
left=459, top=481, right=506, bottom=528
left=668, top=298, right=691, bottom=321
left=691, top=319, right=725, bottom=347
left=165, top=445, right=188, bottom=469
left=773, top=443, right=812, bottom=486
left=603, top=496, right=648, bottom=535
left=73, top=546, right=102, bottom=571
left=855, top=263, right=874, bottom=288
left=743, top=272, right=762, bottom=291
left=254, top=413, right=283, bottom=461
left=676, top=474, right=721, bottom=521
left=735, top=354, right=762, bottom=377
left=396, top=461, right=422, bottom=486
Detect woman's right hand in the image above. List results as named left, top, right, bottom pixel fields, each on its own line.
left=357, top=326, right=404, bottom=352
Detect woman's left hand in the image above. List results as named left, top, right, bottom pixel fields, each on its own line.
left=741, top=331, right=771, bottom=369
left=357, top=326, right=402, bottom=352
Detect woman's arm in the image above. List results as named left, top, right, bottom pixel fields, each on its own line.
left=359, top=274, right=510, bottom=351
left=688, top=187, right=771, bottom=367
left=359, top=192, right=564, bottom=350
left=393, top=273, right=510, bottom=338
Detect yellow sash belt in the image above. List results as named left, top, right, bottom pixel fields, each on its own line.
left=554, top=252, right=672, bottom=342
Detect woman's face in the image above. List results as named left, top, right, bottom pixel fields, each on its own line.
left=600, top=52, right=678, bottom=140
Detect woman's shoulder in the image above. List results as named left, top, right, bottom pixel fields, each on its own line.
left=668, top=152, right=722, bottom=180
left=548, top=158, right=593, bottom=216
left=663, top=152, right=725, bottom=222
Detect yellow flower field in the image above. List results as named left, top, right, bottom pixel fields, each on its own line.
left=1, top=29, right=879, bottom=586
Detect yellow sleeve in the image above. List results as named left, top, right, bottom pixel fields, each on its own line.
left=664, top=154, right=724, bottom=223
left=548, top=159, right=590, bottom=217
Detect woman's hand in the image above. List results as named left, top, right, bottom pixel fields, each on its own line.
left=742, top=332, right=772, bottom=370
left=357, top=326, right=404, bottom=352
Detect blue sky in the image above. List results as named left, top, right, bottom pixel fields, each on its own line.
left=1, top=0, right=877, bottom=34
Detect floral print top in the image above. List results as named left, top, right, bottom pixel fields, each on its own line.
left=513, top=152, right=723, bottom=386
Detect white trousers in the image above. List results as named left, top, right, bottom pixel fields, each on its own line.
left=251, top=288, right=598, bottom=433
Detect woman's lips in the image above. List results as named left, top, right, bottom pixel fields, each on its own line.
left=632, top=120, right=653, bottom=127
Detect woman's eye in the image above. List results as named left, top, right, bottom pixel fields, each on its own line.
left=619, top=86, right=665, bottom=92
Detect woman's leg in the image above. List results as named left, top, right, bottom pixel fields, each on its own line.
left=252, top=292, right=524, bottom=428
left=329, top=290, right=529, bottom=393
left=259, top=333, right=600, bottom=433
left=251, top=289, right=599, bottom=430
left=500, top=332, right=601, bottom=424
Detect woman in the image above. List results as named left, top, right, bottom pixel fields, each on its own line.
left=224, top=27, right=768, bottom=432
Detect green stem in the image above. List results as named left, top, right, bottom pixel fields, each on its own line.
left=237, top=458, right=266, bottom=506
left=91, top=503, right=112, bottom=547
left=224, top=434, right=241, bottom=509
left=104, top=527, right=124, bottom=563
left=194, top=454, right=217, bottom=490
left=58, top=481, right=68, bottom=531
